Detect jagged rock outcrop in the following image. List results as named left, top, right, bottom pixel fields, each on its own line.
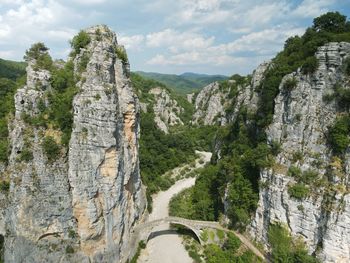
left=4, top=58, right=79, bottom=262
left=250, top=42, right=350, bottom=263
left=2, top=25, right=146, bottom=262
left=149, top=87, right=184, bottom=133
left=192, top=82, right=229, bottom=125
left=192, top=62, right=270, bottom=126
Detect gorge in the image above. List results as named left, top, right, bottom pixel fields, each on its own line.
left=0, top=11, right=350, bottom=263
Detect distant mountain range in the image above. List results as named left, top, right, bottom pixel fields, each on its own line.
left=0, top=57, right=228, bottom=95
left=135, top=71, right=228, bottom=95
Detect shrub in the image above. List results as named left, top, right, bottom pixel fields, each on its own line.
left=302, top=56, right=318, bottom=74
left=68, top=228, right=77, bottom=239
left=292, top=151, right=303, bottom=162
left=19, top=148, right=33, bottom=162
left=223, top=232, right=241, bottom=252
left=78, top=52, right=90, bottom=73
left=268, top=223, right=319, bottom=263
left=297, top=204, right=304, bottom=212
left=295, top=113, right=302, bottom=122
left=0, top=181, right=10, bottom=192
left=65, top=245, right=74, bottom=254
left=288, top=183, right=309, bottom=200
left=95, top=28, right=102, bottom=41
left=115, top=46, right=128, bottom=63
left=270, top=140, right=282, bottom=156
left=288, top=166, right=302, bottom=178
left=328, top=115, right=350, bottom=155
left=345, top=57, right=350, bottom=75
left=70, top=31, right=91, bottom=54
left=302, top=170, right=319, bottom=184
left=334, top=85, right=350, bottom=110
left=283, top=78, right=298, bottom=91
left=0, top=140, right=8, bottom=163
left=42, top=136, right=60, bottom=162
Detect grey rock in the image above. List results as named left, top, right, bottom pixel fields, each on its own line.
left=192, top=82, right=229, bottom=125
left=3, top=25, right=146, bottom=262
left=149, top=87, right=184, bottom=133
left=250, top=42, right=350, bottom=263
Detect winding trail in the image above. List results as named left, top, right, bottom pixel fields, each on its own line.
left=138, top=151, right=212, bottom=263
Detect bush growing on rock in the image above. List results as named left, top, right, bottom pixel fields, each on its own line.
left=70, top=31, right=91, bottom=55
left=115, top=46, right=128, bottom=63
left=268, top=223, right=319, bottom=263
left=42, top=136, right=60, bottom=162
left=328, top=115, right=350, bottom=155
left=302, top=56, right=319, bottom=74
left=283, top=78, right=298, bottom=91
left=288, top=183, right=309, bottom=200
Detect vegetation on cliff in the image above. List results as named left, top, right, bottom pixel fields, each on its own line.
left=131, top=73, right=217, bottom=206
left=257, top=11, right=350, bottom=128
left=169, top=14, right=350, bottom=261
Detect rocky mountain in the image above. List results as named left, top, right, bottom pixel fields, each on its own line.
left=0, top=25, right=146, bottom=262
left=131, top=73, right=193, bottom=134
left=250, top=42, right=350, bottom=263
left=190, top=70, right=259, bottom=126
left=148, top=87, right=184, bottom=133
left=186, top=12, right=350, bottom=263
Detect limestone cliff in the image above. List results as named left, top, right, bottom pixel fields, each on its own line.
left=192, top=62, right=269, bottom=126
left=149, top=87, right=184, bottom=133
left=2, top=25, right=146, bottom=262
left=249, top=42, right=350, bottom=262
left=192, top=82, right=229, bottom=125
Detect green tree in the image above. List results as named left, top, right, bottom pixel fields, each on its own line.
left=313, top=12, right=348, bottom=33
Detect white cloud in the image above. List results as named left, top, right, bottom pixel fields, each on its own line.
left=292, top=0, right=336, bottom=18
left=147, top=24, right=304, bottom=70
left=0, top=0, right=343, bottom=74
left=0, top=0, right=79, bottom=59
left=0, top=0, right=24, bottom=5
left=118, top=34, right=145, bottom=50
left=146, top=29, right=215, bottom=52
left=71, top=0, right=108, bottom=5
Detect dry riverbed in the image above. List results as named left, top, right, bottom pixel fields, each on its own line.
left=138, top=151, right=212, bottom=263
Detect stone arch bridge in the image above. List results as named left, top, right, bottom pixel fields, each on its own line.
left=128, top=216, right=267, bottom=262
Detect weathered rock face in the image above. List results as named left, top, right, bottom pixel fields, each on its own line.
left=226, top=61, right=270, bottom=123
left=149, top=87, right=184, bottom=133
left=192, top=82, right=229, bottom=125
left=192, top=62, right=270, bottom=126
left=250, top=42, right=350, bottom=263
left=69, top=25, right=146, bottom=262
left=3, top=25, right=146, bottom=262
left=4, top=58, right=80, bottom=262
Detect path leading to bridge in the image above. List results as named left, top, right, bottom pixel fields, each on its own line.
left=137, top=151, right=212, bottom=263
left=137, top=151, right=266, bottom=262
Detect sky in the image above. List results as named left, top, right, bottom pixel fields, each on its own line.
left=0, top=0, right=349, bottom=75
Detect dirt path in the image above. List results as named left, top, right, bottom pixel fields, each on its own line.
left=138, top=151, right=212, bottom=263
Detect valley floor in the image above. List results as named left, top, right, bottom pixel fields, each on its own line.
left=138, top=151, right=212, bottom=263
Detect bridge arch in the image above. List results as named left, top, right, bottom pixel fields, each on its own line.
left=144, top=222, right=203, bottom=245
